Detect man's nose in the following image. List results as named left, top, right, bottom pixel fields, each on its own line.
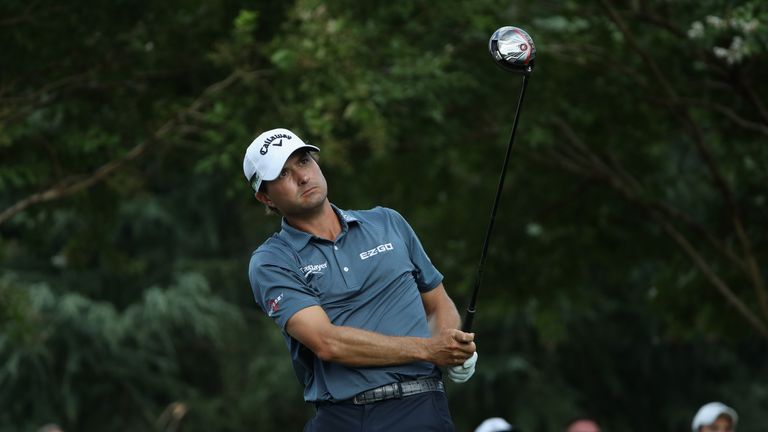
left=297, top=171, right=309, bottom=184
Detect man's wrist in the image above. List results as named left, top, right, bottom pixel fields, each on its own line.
left=415, top=337, right=432, bottom=363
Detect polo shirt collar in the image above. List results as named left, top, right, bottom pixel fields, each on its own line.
left=278, top=204, right=360, bottom=249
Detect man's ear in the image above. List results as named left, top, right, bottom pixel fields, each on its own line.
left=255, top=191, right=273, bottom=207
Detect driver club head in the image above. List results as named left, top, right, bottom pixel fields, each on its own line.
left=489, top=26, right=536, bottom=75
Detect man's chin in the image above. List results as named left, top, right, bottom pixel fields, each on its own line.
left=289, top=196, right=328, bottom=215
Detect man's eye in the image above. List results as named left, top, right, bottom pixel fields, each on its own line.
left=279, top=170, right=288, bottom=177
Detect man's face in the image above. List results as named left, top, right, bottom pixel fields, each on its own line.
left=701, top=415, right=733, bottom=432
left=257, top=151, right=328, bottom=217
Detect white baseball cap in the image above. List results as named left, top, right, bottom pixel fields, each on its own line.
left=474, top=417, right=514, bottom=432
left=242, top=128, right=319, bottom=192
left=692, top=402, right=738, bottom=432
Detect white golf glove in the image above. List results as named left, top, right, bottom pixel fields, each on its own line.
left=447, top=351, right=478, bottom=383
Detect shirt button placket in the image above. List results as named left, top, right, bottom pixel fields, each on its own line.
left=333, top=242, right=352, bottom=287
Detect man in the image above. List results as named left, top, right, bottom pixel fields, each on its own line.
left=474, top=417, right=516, bottom=432
left=244, top=128, right=478, bottom=431
left=565, top=418, right=601, bottom=432
left=692, top=402, right=738, bottom=432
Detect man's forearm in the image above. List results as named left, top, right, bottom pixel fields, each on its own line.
left=422, top=284, right=462, bottom=334
left=316, top=324, right=474, bottom=368
left=427, top=303, right=461, bottom=335
left=286, top=302, right=474, bottom=368
left=315, top=325, right=431, bottom=367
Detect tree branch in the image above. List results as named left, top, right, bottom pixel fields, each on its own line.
left=0, top=1, right=53, bottom=27
left=0, top=70, right=97, bottom=123
left=546, top=117, right=767, bottom=331
left=676, top=98, right=768, bottom=137
left=732, top=68, right=768, bottom=125
left=0, top=71, right=243, bottom=226
left=599, top=0, right=768, bottom=322
left=553, top=113, right=747, bottom=267
left=634, top=9, right=687, bottom=39
left=652, top=212, right=768, bottom=338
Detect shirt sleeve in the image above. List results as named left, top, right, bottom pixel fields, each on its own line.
left=384, top=208, right=443, bottom=292
left=248, top=248, right=320, bottom=330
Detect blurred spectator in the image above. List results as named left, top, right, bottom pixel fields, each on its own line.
left=692, top=402, right=738, bottom=432
left=565, top=417, right=601, bottom=432
left=37, top=425, right=63, bottom=432
left=475, top=416, right=515, bottom=432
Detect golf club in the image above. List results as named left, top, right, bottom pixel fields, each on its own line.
left=463, top=26, right=535, bottom=333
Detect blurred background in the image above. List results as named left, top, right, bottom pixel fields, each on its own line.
left=1, top=0, right=766, bottom=431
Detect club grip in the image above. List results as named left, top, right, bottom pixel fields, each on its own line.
left=462, top=310, right=475, bottom=333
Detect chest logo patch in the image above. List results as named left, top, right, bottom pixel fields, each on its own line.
left=301, top=262, right=328, bottom=278
left=360, top=243, right=394, bottom=260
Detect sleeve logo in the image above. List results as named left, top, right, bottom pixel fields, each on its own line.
left=266, top=293, right=284, bottom=317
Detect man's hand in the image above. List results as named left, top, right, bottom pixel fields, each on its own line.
left=427, top=328, right=476, bottom=367
left=447, top=351, right=478, bottom=383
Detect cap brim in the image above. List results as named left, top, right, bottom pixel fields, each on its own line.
left=260, top=144, right=320, bottom=182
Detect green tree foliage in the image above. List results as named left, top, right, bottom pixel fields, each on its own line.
left=0, top=273, right=243, bottom=431
left=1, top=0, right=766, bottom=430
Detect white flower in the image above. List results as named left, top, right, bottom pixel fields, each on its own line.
left=706, top=15, right=725, bottom=29
left=712, top=37, right=747, bottom=65
left=712, top=46, right=729, bottom=59
left=740, top=18, right=759, bottom=33
left=525, top=223, right=543, bottom=237
left=687, top=21, right=705, bottom=39
left=731, top=36, right=744, bottom=50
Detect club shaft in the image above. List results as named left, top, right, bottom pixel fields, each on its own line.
left=463, top=74, right=530, bottom=333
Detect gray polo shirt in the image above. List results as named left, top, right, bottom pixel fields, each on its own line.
left=248, top=205, right=444, bottom=402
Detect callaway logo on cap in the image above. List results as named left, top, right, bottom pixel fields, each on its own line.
left=242, top=128, right=320, bottom=192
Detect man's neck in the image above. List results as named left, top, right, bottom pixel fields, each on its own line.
left=284, top=201, right=342, bottom=241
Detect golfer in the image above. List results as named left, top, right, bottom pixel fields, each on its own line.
left=244, top=128, right=478, bottom=431
left=692, top=402, right=737, bottom=432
